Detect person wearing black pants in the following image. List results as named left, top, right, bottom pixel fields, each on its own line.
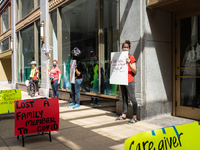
left=115, top=40, right=137, bottom=124
left=33, top=80, right=38, bottom=94
left=120, top=82, right=137, bottom=117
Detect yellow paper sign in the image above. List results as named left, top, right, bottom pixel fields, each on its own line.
left=125, top=122, right=200, bottom=150
left=0, top=89, right=22, bottom=114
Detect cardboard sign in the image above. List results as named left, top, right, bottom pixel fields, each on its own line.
left=14, top=98, right=59, bottom=136
left=110, top=51, right=128, bottom=85
left=125, top=122, right=200, bottom=150
left=70, top=60, right=76, bottom=84
left=0, top=89, right=22, bottom=114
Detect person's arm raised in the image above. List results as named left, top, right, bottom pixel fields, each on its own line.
left=126, top=58, right=136, bottom=73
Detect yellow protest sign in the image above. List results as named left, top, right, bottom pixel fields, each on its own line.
left=125, top=122, right=200, bottom=150
left=0, top=89, right=22, bottom=114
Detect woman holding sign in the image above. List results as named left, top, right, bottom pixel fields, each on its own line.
left=115, top=40, right=137, bottom=124
left=49, top=60, right=61, bottom=98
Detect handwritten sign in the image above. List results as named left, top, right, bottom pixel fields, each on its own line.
left=70, top=60, right=76, bottom=84
left=110, top=51, right=128, bottom=85
left=14, top=98, right=59, bottom=136
left=125, top=122, right=200, bottom=150
left=0, top=89, right=22, bottom=114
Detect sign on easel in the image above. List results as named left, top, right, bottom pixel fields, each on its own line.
left=0, top=89, right=22, bottom=114
left=14, top=98, right=59, bottom=136
left=110, top=51, right=128, bottom=85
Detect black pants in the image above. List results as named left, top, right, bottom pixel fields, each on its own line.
left=33, top=80, right=38, bottom=92
left=120, top=81, right=137, bottom=115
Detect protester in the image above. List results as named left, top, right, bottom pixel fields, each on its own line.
left=49, top=60, right=61, bottom=98
left=68, top=47, right=84, bottom=109
left=115, top=40, right=138, bottom=124
left=30, top=61, right=39, bottom=96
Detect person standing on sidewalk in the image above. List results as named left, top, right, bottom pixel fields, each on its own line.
left=49, top=60, right=61, bottom=98
left=115, top=40, right=138, bottom=124
left=68, top=47, right=83, bottom=109
left=30, top=61, right=39, bottom=96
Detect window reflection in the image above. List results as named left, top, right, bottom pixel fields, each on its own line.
left=22, top=0, right=34, bottom=18
left=60, top=0, right=119, bottom=96
left=1, top=7, right=9, bottom=34
left=2, top=38, right=9, bottom=52
left=21, top=24, right=34, bottom=82
left=61, top=0, right=99, bottom=93
left=180, top=78, right=200, bottom=108
left=180, top=15, right=200, bottom=108
left=180, top=16, right=200, bottom=70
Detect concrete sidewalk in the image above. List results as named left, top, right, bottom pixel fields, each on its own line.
left=0, top=85, right=197, bottom=150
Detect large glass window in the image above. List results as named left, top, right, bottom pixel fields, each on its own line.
left=61, top=0, right=98, bottom=92
left=59, top=0, right=119, bottom=96
left=50, top=10, right=57, bottom=62
left=21, top=24, right=34, bottom=82
left=101, top=0, right=119, bottom=96
left=180, top=15, right=200, bottom=108
left=2, top=38, right=10, bottom=52
left=16, top=33, right=20, bottom=82
left=22, top=0, right=34, bottom=18
left=1, top=7, right=9, bottom=33
left=36, top=20, right=41, bottom=83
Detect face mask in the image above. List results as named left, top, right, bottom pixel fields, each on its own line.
left=53, top=64, right=57, bottom=67
left=123, top=48, right=129, bottom=51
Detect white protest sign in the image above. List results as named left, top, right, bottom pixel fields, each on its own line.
left=70, top=60, right=76, bottom=84
left=110, top=51, right=128, bottom=85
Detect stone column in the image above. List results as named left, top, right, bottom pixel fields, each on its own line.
left=116, top=0, right=143, bottom=119
left=11, top=0, right=16, bottom=89
left=143, top=0, right=173, bottom=119
left=39, top=0, right=49, bottom=97
left=117, top=0, right=173, bottom=120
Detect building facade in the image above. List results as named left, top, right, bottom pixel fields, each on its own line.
left=0, top=0, right=199, bottom=120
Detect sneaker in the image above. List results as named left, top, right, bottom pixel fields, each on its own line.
left=94, top=102, right=102, bottom=106
left=90, top=102, right=94, bottom=105
left=115, top=116, right=126, bottom=121
left=35, top=92, right=38, bottom=96
left=128, top=118, right=137, bottom=124
left=73, top=104, right=80, bottom=109
left=67, top=103, right=75, bottom=107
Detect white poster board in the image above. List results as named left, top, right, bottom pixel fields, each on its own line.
left=110, top=51, right=128, bottom=85
left=70, top=60, right=76, bottom=84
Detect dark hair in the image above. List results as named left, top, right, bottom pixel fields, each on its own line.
left=122, top=40, right=131, bottom=48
